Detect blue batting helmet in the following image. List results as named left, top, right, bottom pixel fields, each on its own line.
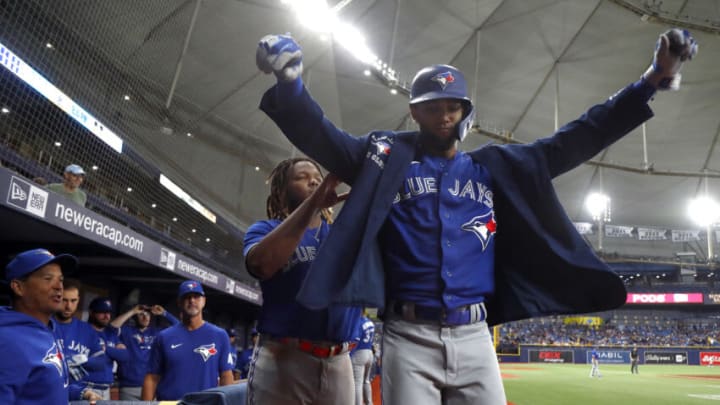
left=409, top=64, right=475, bottom=142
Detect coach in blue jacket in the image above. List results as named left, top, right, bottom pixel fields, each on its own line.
left=256, top=29, right=697, bottom=405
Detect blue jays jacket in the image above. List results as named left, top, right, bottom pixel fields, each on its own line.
left=260, top=80, right=655, bottom=326
left=0, top=307, right=70, bottom=405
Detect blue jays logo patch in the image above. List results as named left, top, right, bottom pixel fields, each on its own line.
left=43, top=342, right=65, bottom=377
left=431, top=71, right=455, bottom=90
left=374, top=141, right=391, bottom=156
left=461, top=212, right=497, bottom=251
left=367, top=135, right=393, bottom=170
left=194, top=343, right=218, bottom=362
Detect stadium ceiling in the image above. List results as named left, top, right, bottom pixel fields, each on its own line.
left=16, top=0, right=720, bottom=255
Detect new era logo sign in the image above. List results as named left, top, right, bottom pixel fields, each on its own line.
left=160, top=248, right=176, bottom=271
left=225, top=279, right=235, bottom=294
left=7, top=177, right=48, bottom=218
left=11, top=183, right=27, bottom=200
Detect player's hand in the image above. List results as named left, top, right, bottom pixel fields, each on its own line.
left=312, top=173, right=346, bottom=209
left=256, top=34, right=303, bottom=82
left=151, top=305, right=165, bottom=315
left=643, top=28, right=698, bottom=90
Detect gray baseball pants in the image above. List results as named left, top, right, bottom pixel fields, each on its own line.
left=246, top=340, right=354, bottom=405
left=382, top=318, right=506, bottom=405
left=351, top=348, right=374, bottom=405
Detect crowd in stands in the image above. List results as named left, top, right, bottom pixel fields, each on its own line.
left=497, top=314, right=720, bottom=353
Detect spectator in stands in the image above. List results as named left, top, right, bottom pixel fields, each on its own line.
left=243, top=157, right=359, bottom=404
left=236, top=328, right=259, bottom=380
left=86, top=297, right=129, bottom=399
left=47, top=164, right=87, bottom=206
left=141, top=280, right=234, bottom=401
left=55, top=279, right=104, bottom=402
left=0, top=248, right=75, bottom=405
left=111, top=303, right=179, bottom=400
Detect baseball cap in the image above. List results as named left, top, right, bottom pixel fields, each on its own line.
left=227, top=328, right=238, bottom=337
left=4, top=248, right=77, bottom=282
left=178, top=280, right=205, bottom=298
left=65, top=164, right=86, bottom=176
left=251, top=328, right=259, bottom=336
left=89, top=297, right=113, bottom=312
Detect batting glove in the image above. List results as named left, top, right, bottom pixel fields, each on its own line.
left=256, top=34, right=303, bottom=82
left=67, top=355, right=89, bottom=381
left=643, top=28, right=698, bottom=91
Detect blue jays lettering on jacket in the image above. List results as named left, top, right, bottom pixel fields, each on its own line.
left=260, top=80, right=655, bottom=326
left=0, top=307, right=70, bottom=405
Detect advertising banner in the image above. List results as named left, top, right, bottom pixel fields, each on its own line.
left=626, top=293, right=703, bottom=304
left=586, top=350, right=629, bottom=364
left=700, top=352, right=720, bottom=366
left=1, top=169, right=261, bottom=304
left=644, top=351, right=688, bottom=364
left=529, top=350, right=574, bottom=364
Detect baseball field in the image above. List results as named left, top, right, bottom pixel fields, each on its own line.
left=502, top=363, right=720, bottom=404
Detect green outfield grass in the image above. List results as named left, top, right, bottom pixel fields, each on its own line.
left=501, top=363, right=720, bottom=405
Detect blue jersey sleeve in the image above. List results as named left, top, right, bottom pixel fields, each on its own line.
left=163, top=311, right=180, bottom=326
left=219, top=330, right=234, bottom=373
left=147, top=333, right=164, bottom=375
left=242, top=220, right=276, bottom=257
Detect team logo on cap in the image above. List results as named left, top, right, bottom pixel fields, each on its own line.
left=194, top=343, right=218, bottom=362
left=431, top=71, right=455, bottom=90
left=461, top=212, right=497, bottom=251
left=43, top=342, right=65, bottom=377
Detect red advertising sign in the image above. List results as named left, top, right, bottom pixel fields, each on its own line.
left=700, top=352, right=720, bottom=366
left=626, top=293, right=703, bottom=304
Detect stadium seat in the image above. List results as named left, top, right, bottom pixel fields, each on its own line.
left=179, top=382, right=247, bottom=405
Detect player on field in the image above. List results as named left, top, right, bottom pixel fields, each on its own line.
left=590, top=348, right=602, bottom=378
left=255, top=28, right=696, bottom=404
left=630, top=345, right=639, bottom=374
left=243, top=158, right=360, bottom=405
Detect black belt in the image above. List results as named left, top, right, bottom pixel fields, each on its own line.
left=391, top=301, right=486, bottom=326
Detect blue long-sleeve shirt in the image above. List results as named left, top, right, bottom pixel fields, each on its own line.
left=0, top=307, right=70, bottom=405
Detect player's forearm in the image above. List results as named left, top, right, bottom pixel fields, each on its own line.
left=246, top=195, right=326, bottom=279
left=110, top=308, right=139, bottom=328
left=105, top=345, right=129, bottom=362
left=141, top=374, right=160, bottom=400
left=219, top=370, right=235, bottom=386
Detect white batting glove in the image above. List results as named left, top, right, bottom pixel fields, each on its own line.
left=70, top=353, right=88, bottom=365
left=643, top=28, right=698, bottom=91
left=256, top=34, right=304, bottom=82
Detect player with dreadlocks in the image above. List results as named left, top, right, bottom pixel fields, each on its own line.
left=243, top=157, right=361, bottom=405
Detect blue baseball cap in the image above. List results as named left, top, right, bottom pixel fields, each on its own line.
left=227, top=328, right=238, bottom=337
left=4, top=248, right=77, bottom=282
left=251, top=328, right=259, bottom=336
left=89, top=297, right=113, bottom=312
left=178, top=280, right=204, bottom=298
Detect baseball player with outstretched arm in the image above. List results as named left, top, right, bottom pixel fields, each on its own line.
left=243, top=158, right=360, bottom=405
left=255, top=29, right=696, bottom=404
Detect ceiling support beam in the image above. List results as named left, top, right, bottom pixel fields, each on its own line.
left=165, top=0, right=203, bottom=110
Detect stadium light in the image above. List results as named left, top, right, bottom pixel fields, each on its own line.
left=687, top=196, right=720, bottom=227
left=585, top=192, right=611, bottom=222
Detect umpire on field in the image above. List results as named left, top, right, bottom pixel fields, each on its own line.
left=256, top=28, right=698, bottom=404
